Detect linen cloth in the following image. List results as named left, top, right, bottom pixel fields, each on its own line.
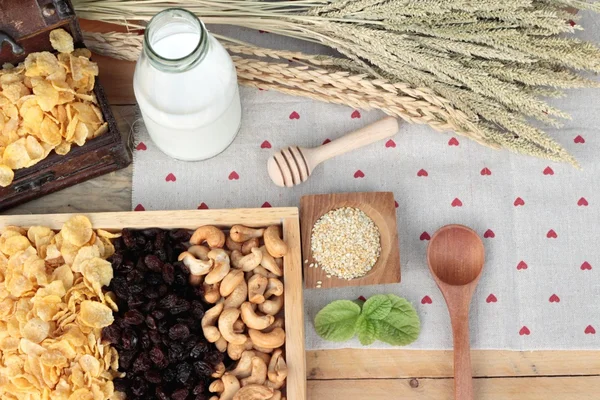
left=132, top=12, right=599, bottom=350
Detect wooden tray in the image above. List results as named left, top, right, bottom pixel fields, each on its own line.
left=0, top=0, right=132, bottom=211
left=0, top=208, right=306, bottom=400
left=300, top=192, right=401, bottom=289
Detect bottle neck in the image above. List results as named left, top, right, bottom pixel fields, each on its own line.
left=143, top=8, right=209, bottom=73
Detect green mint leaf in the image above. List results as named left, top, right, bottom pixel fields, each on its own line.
left=356, top=315, right=378, bottom=345
left=361, top=294, right=392, bottom=320
left=374, top=294, right=420, bottom=346
left=314, top=300, right=361, bottom=342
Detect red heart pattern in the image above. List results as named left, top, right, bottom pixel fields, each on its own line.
left=289, top=111, right=300, bottom=120
left=546, top=229, right=557, bottom=239
left=585, top=325, right=596, bottom=335
left=519, top=326, right=531, bottom=336
left=134, top=204, right=145, bottom=211
left=574, top=135, right=585, bottom=144
left=394, top=200, right=399, bottom=208
left=417, top=169, right=428, bottom=177
left=260, top=140, right=272, bottom=149
left=486, top=294, right=497, bottom=303
left=385, top=139, right=396, bottom=148
left=451, top=198, right=463, bottom=207
left=197, top=202, right=209, bottom=210
left=165, top=173, right=176, bottom=182
left=261, top=202, right=272, bottom=208
left=351, top=110, right=361, bottom=119
left=421, top=296, right=432, bottom=304
left=517, top=261, right=528, bottom=270
left=420, top=232, right=431, bottom=241
left=578, top=197, right=588, bottom=206
left=480, top=167, right=492, bottom=176
left=354, top=170, right=365, bottom=178
left=581, top=261, right=592, bottom=270
left=135, top=142, right=147, bottom=151
left=484, top=229, right=495, bottom=238
left=543, top=166, right=554, bottom=175
left=448, top=137, right=459, bottom=146
left=322, top=138, right=331, bottom=145
left=549, top=294, right=560, bottom=303
left=514, top=197, right=525, bottom=206
left=228, top=171, right=240, bottom=180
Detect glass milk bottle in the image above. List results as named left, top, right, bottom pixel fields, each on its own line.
left=134, top=8, right=242, bottom=161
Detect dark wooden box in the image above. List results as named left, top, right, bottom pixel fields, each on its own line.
left=0, top=0, right=132, bottom=211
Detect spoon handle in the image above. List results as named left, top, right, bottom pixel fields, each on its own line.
left=309, top=117, right=399, bottom=165
left=451, top=307, right=474, bottom=400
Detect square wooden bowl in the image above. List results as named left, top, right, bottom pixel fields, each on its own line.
left=0, top=208, right=306, bottom=400
left=300, top=192, right=401, bottom=289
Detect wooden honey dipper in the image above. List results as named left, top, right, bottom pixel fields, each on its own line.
left=268, top=117, right=399, bottom=187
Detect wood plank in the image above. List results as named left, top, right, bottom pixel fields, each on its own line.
left=0, top=208, right=299, bottom=230
left=307, top=376, right=600, bottom=400
left=4, top=106, right=136, bottom=215
left=283, top=216, right=307, bottom=400
left=306, top=349, right=600, bottom=379
left=96, top=55, right=136, bottom=105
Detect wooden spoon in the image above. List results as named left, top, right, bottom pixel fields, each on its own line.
left=267, top=117, right=399, bottom=187
left=427, top=224, right=485, bottom=400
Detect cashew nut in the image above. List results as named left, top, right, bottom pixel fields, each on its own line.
left=262, top=317, right=284, bottom=333
left=266, top=379, right=284, bottom=390
left=259, top=247, right=282, bottom=276
left=252, top=266, right=269, bottom=277
left=202, top=299, right=224, bottom=343
left=212, top=361, right=226, bottom=378
left=232, top=384, right=273, bottom=400
left=218, top=308, right=247, bottom=345
left=233, top=319, right=246, bottom=333
left=258, top=294, right=283, bottom=316
left=228, top=341, right=248, bottom=360
left=238, top=248, right=263, bottom=272
left=205, top=249, right=231, bottom=284
left=230, top=350, right=255, bottom=379
left=269, top=391, right=282, bottom=400
left=188, top=244, right=210, bottom=260
left=190, top=225, right=226, bottom=248
left=203, top=282, right=221, bottom=303
left=220, top=373, right=241, bottom=400
left=263, top=226, right=287, bottom=258
left=251, top=350, right=271, bottom=365
left=226, top=236, right=243, bottom=252
left=248, top=274, right=268, bottom=304
left=240, top=357, right=267, bottom=387
left=216, top=335, right=228, bottom=352
left=230, top=250, right=244, bottom=268
left=248, top=328, right=285, bottom=349
left=209, top=397, right=219, bottom=400
left=224, top=280, right=248, bottom=309
left=220, top=269, right=245, bottom=297
left=268, top=349, right=288, bottom=384
left=230, top=225, right=265, bottom=243
left=241, top=238, right=260, bottom=255
left=264, top=278, right=283, bottom=299
left=178, top=251, right=213, bottom=275
left=241, top=302, right=274, bottom=330
left=209, top=379, right=225, bottom=393
left=253, top=344, right=273, bottom=354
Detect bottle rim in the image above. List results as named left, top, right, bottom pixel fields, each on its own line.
left=143, top=7, right=208, bottom=72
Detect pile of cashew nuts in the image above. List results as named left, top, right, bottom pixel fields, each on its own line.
left=179, top=224, right=289, bottom=400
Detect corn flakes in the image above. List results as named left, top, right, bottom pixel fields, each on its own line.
left=0, top=30, right=104, bottom=187
left=0, top=215, right=120, bottom=400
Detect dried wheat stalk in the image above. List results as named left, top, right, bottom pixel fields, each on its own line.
left=83, top=30, right=588, bottom=164
left=75, top=0, right=600, bottom=166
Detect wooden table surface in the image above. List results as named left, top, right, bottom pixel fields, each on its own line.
left=6, top=21, right=600, bottom=399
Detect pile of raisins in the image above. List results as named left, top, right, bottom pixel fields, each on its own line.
left=103, top=228, right=224, bottom=400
